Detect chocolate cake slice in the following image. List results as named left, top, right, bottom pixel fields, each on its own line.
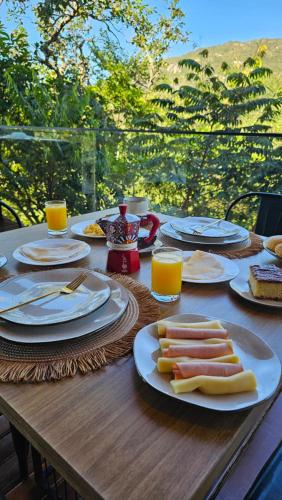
left=249, top=265, right=282, bottom=300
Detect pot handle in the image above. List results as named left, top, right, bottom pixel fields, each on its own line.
left=140, top=213, right=160, bottom=245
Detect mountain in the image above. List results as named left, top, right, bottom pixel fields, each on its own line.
left=163, top=38, right=282, bottom=86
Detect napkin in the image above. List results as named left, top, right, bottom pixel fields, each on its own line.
left=183, top=250, right=224, bottom=280
left=20, top=241, right=86, bottom=262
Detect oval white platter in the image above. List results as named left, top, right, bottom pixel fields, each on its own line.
left=182, top=251, right=239, bottom=283
left=161, top=218, right=249, bottom=246
left=230, top=275, right=282, bottom=309
left=0, top=269, right=111, bottom=326
left=0, top=270, right=129, bottom=343
left=71, top=219, right=106, bottom=239
left=133, top=313, right=281, bottom=412
left=13, top=238, right=91, bottom=266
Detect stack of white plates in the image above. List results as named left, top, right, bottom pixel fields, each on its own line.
left=160, top=217, right=249, bottom=246
left=0, top=268, right=129, bottom=343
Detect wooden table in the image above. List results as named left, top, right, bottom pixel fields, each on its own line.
left=0, top=211, right=281, bottom=500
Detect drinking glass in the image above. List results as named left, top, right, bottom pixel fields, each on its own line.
left=45, top=200, right=67, bottom=235
left=151, top=247, right=183, bottom=302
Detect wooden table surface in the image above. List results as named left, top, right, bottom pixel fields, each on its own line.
left=0, top=211, right=281, bottom=500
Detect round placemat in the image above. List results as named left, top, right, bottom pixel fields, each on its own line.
left=0, top=273, right=161, bottom=383
left=158, top=232, right=263, bottom=259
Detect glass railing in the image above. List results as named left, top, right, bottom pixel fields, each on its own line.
left=0, top=126, right=281, bottom=230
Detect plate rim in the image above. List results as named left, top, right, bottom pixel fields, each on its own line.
left=71, top=219, right=106, bottom=239
left=0, top=268, right=111, bottom=326
left=0, top=255, right=7, bottom=268
left=0, top=269, right=129, bottom=343
left=13, top=238, right=91, bottom=266
left=161, top=220, right=249, bottom=246
left=133, top=313, right=281, bottom=412
left=230, top=275, right=282, bottom=308
left=263, top=240, right=282, bottom=261
left=182, top=251, right=239, bottom=283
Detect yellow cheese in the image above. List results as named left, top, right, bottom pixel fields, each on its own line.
left=157, top=319, right=224, bottom=336
left=170, top=370, right=257, bottom=395
left=159, top=338, right=233, bottom=349
left=157, top=354, right=240, bottom=373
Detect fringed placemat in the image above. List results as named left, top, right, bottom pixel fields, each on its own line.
left=159, top=232, right=263, bottom=259
left=0, top=273, right=161, bottom=384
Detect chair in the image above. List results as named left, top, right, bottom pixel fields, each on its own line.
left=225, top=192, right=282, bottom=236
left=0, top=201, right=23, bottom=232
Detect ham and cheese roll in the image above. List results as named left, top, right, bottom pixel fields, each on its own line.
left=165, top=327, right=228, bottom=339
left=157, top=354, right=240, bottom=373
left=157, top=320, right=223, bottom=337
left=172, top=362, right=243, bottom=379
left=162, top=343, right=232, bottom=359
left=159, top=338, right=233, bottom=349
left=170, top=370, right=257, bottom=395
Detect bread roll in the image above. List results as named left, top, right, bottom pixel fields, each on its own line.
left=266, top=235, right=282, bottom=251
left=275, top=243, right=282, bottom=257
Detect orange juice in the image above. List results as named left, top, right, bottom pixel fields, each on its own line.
left=152, top=249, right=182, bottom=296
left=45, top=201, right=67, bottom=233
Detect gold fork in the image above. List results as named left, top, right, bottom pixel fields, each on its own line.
left=0, top=272, right=89, bottom=315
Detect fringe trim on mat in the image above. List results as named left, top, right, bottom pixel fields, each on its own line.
left=0, top=274, right=160, bottom=383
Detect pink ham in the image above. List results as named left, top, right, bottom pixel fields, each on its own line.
left=172, top=362, right=243, bottom=379
left=163, top=343, right=232, bottom=359
left=165, top=327, right=228, bottom=339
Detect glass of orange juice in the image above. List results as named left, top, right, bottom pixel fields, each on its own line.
left=151, top=246, right=183, bottom=302
left=45, top=200, right=67, bottom=236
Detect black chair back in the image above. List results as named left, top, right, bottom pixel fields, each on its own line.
left=225, top=192, right=282, bottom=236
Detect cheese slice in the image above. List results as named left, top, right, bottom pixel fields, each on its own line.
left=157, top=319, right=223, bottom=337
left=20, top=241, right=86, bottom=262
left=170, top=370, right=257, bottom=395
left=159, top=338, right=233, bottom=349
left=157, top=354, right=240, bottom=373
left=183, top=250, right=224, bottom=280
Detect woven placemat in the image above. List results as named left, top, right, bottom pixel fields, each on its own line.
left=0, top=273, right=161, bottom=383
left=159, top=232, right=263, bottom=259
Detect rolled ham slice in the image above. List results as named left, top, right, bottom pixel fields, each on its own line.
left=157, top=320, right=223, bottom=337
left=163, top=343, right=232, bottom=359
left=157, top=354, right=240, bottom=373
left=173, top=362, right=243, bottom=379
left=170, top=370, right=257, bottom=395
left=159, top=338, right=233, bottom=349
left=165, top=327, right=228, bottom=339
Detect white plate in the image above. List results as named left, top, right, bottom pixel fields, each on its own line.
left=230, top=275, right=282, bottom=308
left=0, top=269, right=111, bottom=326
left=263, top=240, right=282, bottom=261
left=139, top=239, right=163, bottom=254
left=0, top=270, right=128, bottom=343
left=0, top=255, right=7, bottom=268
left=182, top=252, right=239, bottom=283
left=71, top=220, right=106, bottom=238
left=13, top=238, right=91, bottom=266
left=161, top=219, right=249, bottom=246
left=172, top=218, right=239, bottom=238
left=133, top=313, right=281, bottom=412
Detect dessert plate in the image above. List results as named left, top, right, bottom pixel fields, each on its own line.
left=0, top=270, right=129, bottom=342
left=71, top=219, right=106, bottom=238
left=0, top=269, right=111, bottom=326
left=139, top=239, right=163, bottom=254
left=13, top=238, right=91, bottom=266
left=182, top=251, right=239, bottom=283
left=263, top=240, right=282, bottom=261
left=161, top=220, right=249, bottom=246
left=172, top=218, right=239, bottom=238
left=230, top=276, right=282, bottom=308
left=0, top=255, right=7, bottom=268
left=133, top=313, right=281, bottom=412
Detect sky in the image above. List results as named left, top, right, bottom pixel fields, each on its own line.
left=1, top=0, right=282, bottom=57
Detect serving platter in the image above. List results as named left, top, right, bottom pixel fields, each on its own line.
left=0, top=269, right=111, bottom=326
left=133, top=313, right=281, bottom=412
left=0, top=270, right=129, bottom=343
